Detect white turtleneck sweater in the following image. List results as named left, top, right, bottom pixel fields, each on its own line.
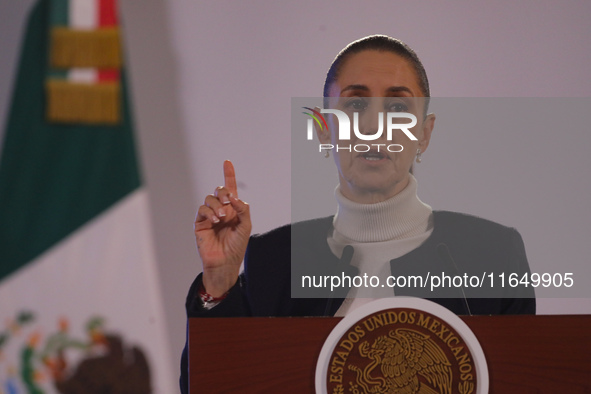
left=329, top=174, right=434, bottom=316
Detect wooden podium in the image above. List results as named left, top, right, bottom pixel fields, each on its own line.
left=189, top=315, right=591, bottom=393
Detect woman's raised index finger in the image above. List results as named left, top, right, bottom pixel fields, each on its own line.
left=223, top=160, right=238, bottom=196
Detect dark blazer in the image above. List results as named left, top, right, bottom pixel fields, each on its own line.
left=180, top=211, right=536, bottom=392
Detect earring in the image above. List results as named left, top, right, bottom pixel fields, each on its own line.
left=415, top=149, right=422, bottom=163
left=325, top=150, right=330, bottom=158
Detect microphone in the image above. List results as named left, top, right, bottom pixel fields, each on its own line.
left=324, top=245, right=355, bottom=316
left=436, top=243, right=472, bottom=316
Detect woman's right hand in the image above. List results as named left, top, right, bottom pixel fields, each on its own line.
left=194, top=160, right=252, bottom=297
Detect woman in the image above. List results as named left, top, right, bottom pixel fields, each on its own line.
left=180, top=35, right=534, bottom=391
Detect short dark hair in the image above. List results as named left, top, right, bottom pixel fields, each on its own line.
left=323, top=35, right=430, bottom=114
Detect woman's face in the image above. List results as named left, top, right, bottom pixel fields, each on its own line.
left=321, top=50, right=435, bottom=204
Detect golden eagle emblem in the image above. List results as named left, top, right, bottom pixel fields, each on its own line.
left=348, top=328, right=452, bottom=394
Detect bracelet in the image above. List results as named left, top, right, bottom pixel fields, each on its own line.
left=198, top=282, right=229, bottom=310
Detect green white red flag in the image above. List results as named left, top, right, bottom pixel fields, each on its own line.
left=0, top=1, right=176, bottom=392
